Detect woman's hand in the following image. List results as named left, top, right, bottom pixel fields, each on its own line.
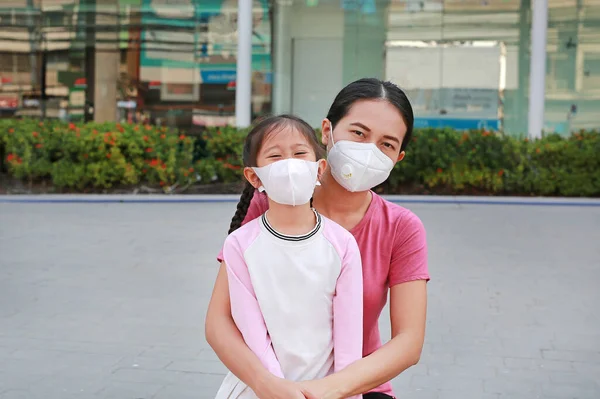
left=253, top=373, right=307, bottom=399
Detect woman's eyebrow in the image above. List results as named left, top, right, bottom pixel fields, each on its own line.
left=383, top=135, right=401, bottom=145
left=349, top=122, right=371, bottom=131
left=350, top=122, right=400, bottom=144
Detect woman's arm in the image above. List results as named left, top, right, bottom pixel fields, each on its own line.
left=301, top=281, right=427, bottom=399
left=205, top=262, right=307, bottom=399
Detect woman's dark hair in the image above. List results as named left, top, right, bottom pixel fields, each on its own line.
left=326, top=78, right=414, bottom=152
left=228, top=114, right=325, bottom=234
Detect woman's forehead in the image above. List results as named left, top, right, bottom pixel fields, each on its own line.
left=342, top=100, right=407, bottom=138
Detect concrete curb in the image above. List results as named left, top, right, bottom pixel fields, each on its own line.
left=1, top=194, right=600, bottom=207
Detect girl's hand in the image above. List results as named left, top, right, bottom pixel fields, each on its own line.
left=253, top=374, right=307, bottom=399
left=298, top=379, right=342, bottom=399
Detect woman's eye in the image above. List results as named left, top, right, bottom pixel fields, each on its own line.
left=352, top=130, right=364, bottom=137
left=383, top=142, right=395, bottom=149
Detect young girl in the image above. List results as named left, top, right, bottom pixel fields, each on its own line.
left=214, top=115, right=364, bottom=399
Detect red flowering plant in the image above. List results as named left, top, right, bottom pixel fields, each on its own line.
left=1, top=119, right=599, bottom=196
left=0, top=120, right=196, bottom=191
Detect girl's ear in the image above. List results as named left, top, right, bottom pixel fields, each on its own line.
left=243, top=167, right=262, bottom=189
left=316, top=159, right=327, bottom=182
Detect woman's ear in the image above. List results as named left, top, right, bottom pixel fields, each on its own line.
left=397, top=151, right=405, bottom=162
left=243, top=167, right=262, bottom=189
left=320, top=119, right=332, bottom=147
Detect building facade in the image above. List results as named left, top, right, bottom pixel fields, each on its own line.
left=0, top=0, right=599, bottom=135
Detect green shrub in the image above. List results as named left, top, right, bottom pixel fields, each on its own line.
left=0, top=119, right=198, bottom=191
left=387, top=128, right=600, bottom=196
left=1, top=119, right=599, bottom=196
left=198, top=126, right=247, bottom=183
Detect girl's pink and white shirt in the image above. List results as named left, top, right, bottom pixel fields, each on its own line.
left=215, top=211, right=363, bottom=399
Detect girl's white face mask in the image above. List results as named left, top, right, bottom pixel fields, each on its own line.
left=326, top=121, right=395, bottom=192
left=252, top=159, right=321, bottom=206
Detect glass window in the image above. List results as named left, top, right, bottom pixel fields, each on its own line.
left=138, top=0, right=272, bottom=130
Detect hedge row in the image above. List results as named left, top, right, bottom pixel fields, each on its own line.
left=1, top=119, right=599, bottom=196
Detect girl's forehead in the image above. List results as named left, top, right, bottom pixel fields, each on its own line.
left=261, top=128, right=311, bottom=147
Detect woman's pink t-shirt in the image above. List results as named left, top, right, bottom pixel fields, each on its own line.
left=218, top=191, right=429, bottom=396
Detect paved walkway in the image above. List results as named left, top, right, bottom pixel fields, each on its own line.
left=1, top=199, right=599, bottom=399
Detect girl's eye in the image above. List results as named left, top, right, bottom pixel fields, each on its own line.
left=267, top=154, right=281, bottom=159
left=295, top=152, right=308, bottom=156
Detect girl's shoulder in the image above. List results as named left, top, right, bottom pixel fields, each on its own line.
left=320, top=214, right=359, bottom=252
left=225, top=217, right=262, bottom=251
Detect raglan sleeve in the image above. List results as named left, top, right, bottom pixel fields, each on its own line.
left=332, top=234, right=363, bottom=383
left=388, top=211, right=429, bottom=287
left=222, top=234, right=285, bottom=378
left=217, top=190, right=268, bottom=263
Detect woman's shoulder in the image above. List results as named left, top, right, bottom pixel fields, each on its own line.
left=371, top=194, right=429, bottom=284
left=239, top=190, right=269, bottom=226
left=253, top=190, right=269, bottom=208
left=371, top=193, right=426, bottom=236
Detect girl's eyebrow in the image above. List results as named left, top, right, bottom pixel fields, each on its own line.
left=262, top=145, right=280, bottom=153
left=292, top=143, right=311, bottom=148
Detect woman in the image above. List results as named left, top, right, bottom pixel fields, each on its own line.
left=205, top=78, right=429, bottom=399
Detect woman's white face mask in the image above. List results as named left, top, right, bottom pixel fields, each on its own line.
left=252, top=159, right=321, bottom=206
left=326, top=121, right=395, bottom=192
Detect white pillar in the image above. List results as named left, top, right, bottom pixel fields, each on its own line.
left=528, top=0, right=548, bottom=139
left=236, top=0, right=253, bottom=128
left=272, top=0, right=293, bottom=115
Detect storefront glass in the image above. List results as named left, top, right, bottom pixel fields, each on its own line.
left=138, top=0, right=272, bottom=130
left=385, top=0, right=600, bottom=134
left=0, top=0, right=598, bottom=133
left=0, top=0, right=273, bottom=130
left=281, top=0, right=599, bottom=134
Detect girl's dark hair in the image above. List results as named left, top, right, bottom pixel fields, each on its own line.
left=228, top=114, right=325, bottom=234
left=326, top=78, right=414, bottom=152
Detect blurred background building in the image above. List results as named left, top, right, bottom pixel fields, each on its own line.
left=0, top=0, right=598, bottom=135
